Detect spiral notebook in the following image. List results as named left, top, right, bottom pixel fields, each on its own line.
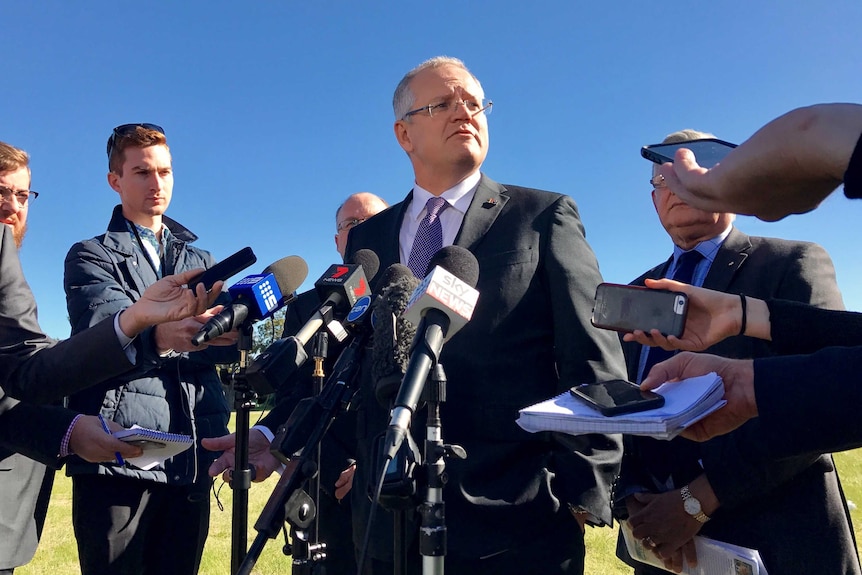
left=113, top=425, right=194, bottom=471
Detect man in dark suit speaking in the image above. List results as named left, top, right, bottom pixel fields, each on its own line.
left=345, top=56, right=627, bottom=575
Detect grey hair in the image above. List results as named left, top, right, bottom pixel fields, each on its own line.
left=393, top=56, right=482, bottom=120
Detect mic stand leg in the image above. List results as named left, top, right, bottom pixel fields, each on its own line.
left=230, top=324, right=256, bottom=575
left=422, top=363, right=466, bottom=575
left=236, top=376, right=357, bottom=575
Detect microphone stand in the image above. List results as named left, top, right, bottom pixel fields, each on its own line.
left=420, top=363, right=465, bottom=575
left=236, top=335, right=365, bottom=575
left=229, top=322, right=256, bottom=575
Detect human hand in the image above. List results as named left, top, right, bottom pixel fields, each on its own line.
left=119, top=269, right=224, bottom=337
left=202, top=429, right=282, bottom=483
left=68, top=416, right=143, bottom=463
left=622, top=278, right=743, bottom=352
left=154, top=306, right=238, bottom=353
left=628, top=491, right=701, bottom=570
left=334, top=462, right=356, bottom=500
left=640, top=352, right=757, bottom=441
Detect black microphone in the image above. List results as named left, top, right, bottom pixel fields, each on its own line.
left=245, top=249, right=380, bottom=394
left=371, top=264, right=420, bottom=407
left=191, top=256, right=308, bottom=346
left=293, top=249, right=380, bottom=344
left=381, top=246, right=480, bottom=463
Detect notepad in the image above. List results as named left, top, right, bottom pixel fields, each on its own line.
left=113, top=425, right=194, bottom=471
left=516, top=373, right=726, bottom=440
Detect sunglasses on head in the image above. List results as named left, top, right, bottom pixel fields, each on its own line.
left=106, top=123, right=165, bottom=159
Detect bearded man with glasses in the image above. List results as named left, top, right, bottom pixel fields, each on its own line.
left=62, top=124, right=239, bottom=575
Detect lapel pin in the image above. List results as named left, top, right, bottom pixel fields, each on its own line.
left=482, top=198, right=498, bottom=208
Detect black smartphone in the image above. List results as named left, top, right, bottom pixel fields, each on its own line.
left=592, top=282, right=688, bottom=337
left=570, top=379, right=665, bottom=416
left=187, top=246, right=257, bottom=292
left=641, top=137, right=737, bottom=169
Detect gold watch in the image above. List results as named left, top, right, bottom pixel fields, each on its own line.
left=680, top=485, right=710, bottom=523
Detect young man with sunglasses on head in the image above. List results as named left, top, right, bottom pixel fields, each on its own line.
left=0, top=140, right=226, bottom=574
left=62, top=124, right=239, bottom=575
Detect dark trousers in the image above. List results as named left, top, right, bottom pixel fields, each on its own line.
left=358, top=521, right=586, bottom=575
left=72, top=474, right=210, bottom=575
left=316, top=489, right=356, bottom=575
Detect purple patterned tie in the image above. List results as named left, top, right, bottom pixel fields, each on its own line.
left=407, top=196, right=449, bottom=278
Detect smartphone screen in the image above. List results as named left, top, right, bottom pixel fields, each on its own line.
left=571, top=379, right=665, bottom=416
left=187, top=246, right=257, bottom=291
left=641, top=138, right=737, bottom=169
left=592, top=283, right=687, bottom=337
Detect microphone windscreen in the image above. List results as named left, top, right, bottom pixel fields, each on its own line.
left=347, top=249, right=380, bottom=283
left=425, top=245, right=480, bottom=287
left=371, top=265, right=421, bottom=406
left=263, top=256, right=309, bottom=294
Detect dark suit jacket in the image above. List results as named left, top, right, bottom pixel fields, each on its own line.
left=0, top=225, right=134, bottom=569
left=345, top=175, right=627, bottom=560
left=617, top=227, right=860, bottom=574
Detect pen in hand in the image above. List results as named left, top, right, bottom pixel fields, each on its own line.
left=98, top=414, right=125, bottom=466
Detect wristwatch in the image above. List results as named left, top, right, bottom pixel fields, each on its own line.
left=680, top=485, right=710, bottom=523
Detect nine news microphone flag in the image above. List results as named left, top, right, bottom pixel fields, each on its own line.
left=191, top=256, right=308, bottom=346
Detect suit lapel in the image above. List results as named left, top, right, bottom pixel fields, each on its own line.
left=703, top=227, right=751, bottom=292
left=453, top=175, right=509, bottom=251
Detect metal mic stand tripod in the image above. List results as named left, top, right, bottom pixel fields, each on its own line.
left=236, top=335, right=365, bottom=575
left=228, top=322, right=256, bottom=575
left=419, top=363, right=465, bottom=575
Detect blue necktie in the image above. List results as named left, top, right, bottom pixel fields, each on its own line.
left=407, top=196, right=449, bottom=278
left=638, top=249, right=705, bottom=486
left=640, top=250, right=704, bottom=381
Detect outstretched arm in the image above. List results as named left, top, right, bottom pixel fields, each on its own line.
left=658, top=103, right=862, bottom=220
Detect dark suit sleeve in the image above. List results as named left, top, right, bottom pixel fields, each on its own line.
left=0, top=227, right=133, bottom=403
left=543, top=196, right=628, bottom=523
left=755, top=347, right=862, bottom=457
left=768, top=299, right=862, bottom=353
left=0, top=385, right=75, bottom=467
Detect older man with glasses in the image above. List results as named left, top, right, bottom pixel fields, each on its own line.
left=62, top=124, right=239, bottom=575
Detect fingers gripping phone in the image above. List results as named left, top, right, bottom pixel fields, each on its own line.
left=187, top=246, right=257, bottom=292
left=571, top=379, right=665, bottom=416
left=591, top=283, right=688, bottom=337
left=641, top=137, right=737, bottom=169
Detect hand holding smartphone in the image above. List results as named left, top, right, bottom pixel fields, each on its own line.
left=592, top=283, right=688, bottom=337
left=187, top=246, right=257, bottom=292
left=571, top=379, right=665, bottom=416
left=641, top=137, right=737, bottom=169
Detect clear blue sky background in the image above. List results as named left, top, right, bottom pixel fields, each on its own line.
left=6, top=2, right=861, bottom=338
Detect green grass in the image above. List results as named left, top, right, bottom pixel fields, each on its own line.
left=19, top=426, right=862, bottom=575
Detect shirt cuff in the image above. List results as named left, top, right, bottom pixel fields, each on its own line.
left=113, top=312, right=138, bottom=363
left=251, top=425, right=286, bottom=475
left=60, top=413, right=85, bottom=458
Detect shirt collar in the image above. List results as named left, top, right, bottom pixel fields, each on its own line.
left=409, top=171, right=482, bottom=222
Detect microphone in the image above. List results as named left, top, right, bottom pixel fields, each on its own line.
left=191, top=256, right=308, bottom=346
left=293, top=249, right=380, bottom=344
left=381, top=246, right=480, bottom=463
left=371, top=264, right=420, bottom=407
left=244, top=250, right=380, bottom=394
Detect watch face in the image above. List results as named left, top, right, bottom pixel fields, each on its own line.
left=684, top=497, right=702, bottom=516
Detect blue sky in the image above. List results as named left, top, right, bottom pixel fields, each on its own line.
left=6, top=2, right=861, bottom=338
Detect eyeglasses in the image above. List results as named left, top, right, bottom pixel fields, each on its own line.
left=337, top=217, right=367, bottom=233
left=0, top=185, right=39, bottom=206
left=106, top=123, right=165, bottom=159
left=403, top=99, right=493, bottom=120
left=650, top=174, right=667, bottom=189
